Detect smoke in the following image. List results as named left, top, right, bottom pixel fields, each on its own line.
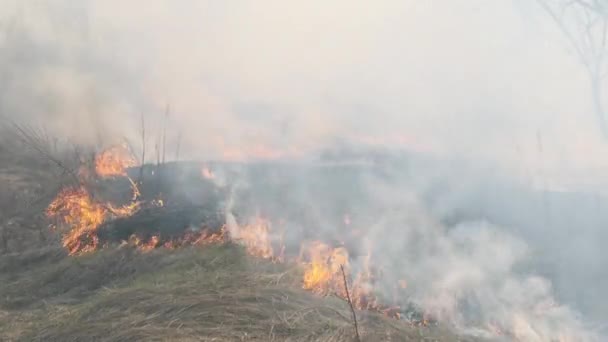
left=2, top=1, right=606, bottom=170
left=2, top=0, right=607, bottom=340
left=355, top=169, right=600, bottom=341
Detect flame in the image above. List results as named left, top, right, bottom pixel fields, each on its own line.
left=95, top=144, right=137, bottom=177
left=46, top=182, right=404, bottom=320
left=48, top=147, right=411, bottom=323
left=46, top=187, right=105, bottom=254
left=231, top=217, right=280, bottom=260
left=300, top=241, right=349, bottom=294
left=171, top=227, right=228, bottom=248
left=46, top=186, right=139, bottom=255
left=298, top=241, right=405, bottom=318
left=303, top=262, right=333, bottom=293
left=45, top=145, right=143, bottom=255
left=128, top=235, right=160, bottom=252
left=123, top=227, right=229, bottom=252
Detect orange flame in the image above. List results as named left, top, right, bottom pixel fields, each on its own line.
left=46, top=186, right=139, bottom=255
left=232, top=217, right=277, bottom=260
left=128, top=235, right=160, bottom=252
left=95, top=144, right=137, bottom=178
left=301, top=241, right=349, bottom=295
left=46, top=187, right=105, bottom=254
left=48, top=146, right=413, bottom=323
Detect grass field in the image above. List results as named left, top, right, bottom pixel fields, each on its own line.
left=0, top=243, right=480, bottom=341
left=0, top=144, right=484, bottom=341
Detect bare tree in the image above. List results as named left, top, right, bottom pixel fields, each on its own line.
left=538, top=0, right=608, bottom=136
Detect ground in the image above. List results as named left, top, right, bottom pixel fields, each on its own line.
left=0, top=244, right=479, bottom=342
left=0, top=143, right=483, bottom=342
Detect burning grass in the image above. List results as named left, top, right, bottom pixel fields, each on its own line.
left=43, top=146, right=433, bottom=330
left=46, top=185, right=140, bottom=255
left=46, top=187, right=413, bottom=325
left=0, top=144, right=483, bottom=341
left=94, top=144, right=138, bottom=178
left=0, top=244, right=480, bottom=342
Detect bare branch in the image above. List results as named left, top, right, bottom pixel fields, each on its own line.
left=537, top=0, right=591, bottom=68
left=175, top=130, right=183, bottom=162
left=9, top=122, right=81, bottom=184
left=137, top=112, right=146, bottom=190
left=340, top=265, right=361, bottom=342
left=162, top=104, right=169, bottom=165
left=538, top=0, right=608, bottom=136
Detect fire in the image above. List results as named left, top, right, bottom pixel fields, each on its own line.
left=46, top=179, right=405, bottom=321
left=46, top=144, right=415, bottom=324
left=46, top=187, right=105, bottom=254
left=166, top=228, right=228, bottom=249
left=94, top=144, right=137, bottom=178
left=298, top=241, right=405, bottom=319
left=303, top=262, right=332, bottom=293
left=121, top=227, right=229, bottom=252
left=128, top=235, right=160, bottom=252
left=46, top=186, right=139, bottom=255
left=46, top=182, right=412, bottom=322
left=193, top=227, right=228, bottom=245
left=230, top=217, right=280, bottom=260
left=301, top=241, right=350, bottom=294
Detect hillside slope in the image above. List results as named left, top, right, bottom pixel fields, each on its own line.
left=0, top=244, right=481, bottom=341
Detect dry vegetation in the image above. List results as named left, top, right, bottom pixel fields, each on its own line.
left=0, top=244, right=480, bottom=341
left=0, top=129, right=483, bottom=342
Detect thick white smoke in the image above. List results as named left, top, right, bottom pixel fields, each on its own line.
left=2, top=1, right=607, bottom=340
left=357, top=176, right=599, bottom=341
left=2, top=0, right=608, bottom=175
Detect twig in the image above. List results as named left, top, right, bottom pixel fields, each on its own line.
left=175, top=129, right=182, bottom=162
left=137, top=112, right=146, bottom=191
left=10, top=122, right=81, bottom=184
left=537, top=0, right=608, bottom=136
left=340, top=264, right=361, bottom=342
left=162, top=104, right=169, bottom=165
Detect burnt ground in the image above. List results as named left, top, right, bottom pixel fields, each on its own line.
left=0, top=147, right=487, bottom=341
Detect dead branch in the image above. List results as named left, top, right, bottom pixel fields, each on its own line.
left=137, top=112, right=146, bottom=190
left=538, top=0, right=608, bottom=136
left=162, top=104, right=169, bottom=165
left=340, top=264, right=361, bottom=342
left=175, top=129, right=183, bottom=162
left=155, top=141, right=160, bottom=167
left=10, top=122, right=81, bottom=184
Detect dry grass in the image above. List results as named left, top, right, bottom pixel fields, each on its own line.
left=0, top=244, right=481, bottom=342
left=0, top=143, right=483, bottom=342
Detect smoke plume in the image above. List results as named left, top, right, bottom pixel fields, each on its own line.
left=1, top=1, right=607, bottom=340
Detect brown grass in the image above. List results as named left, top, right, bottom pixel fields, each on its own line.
left=0, top=244, right=483, bottom=342
left=0, top=143, right=484, bottom=342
